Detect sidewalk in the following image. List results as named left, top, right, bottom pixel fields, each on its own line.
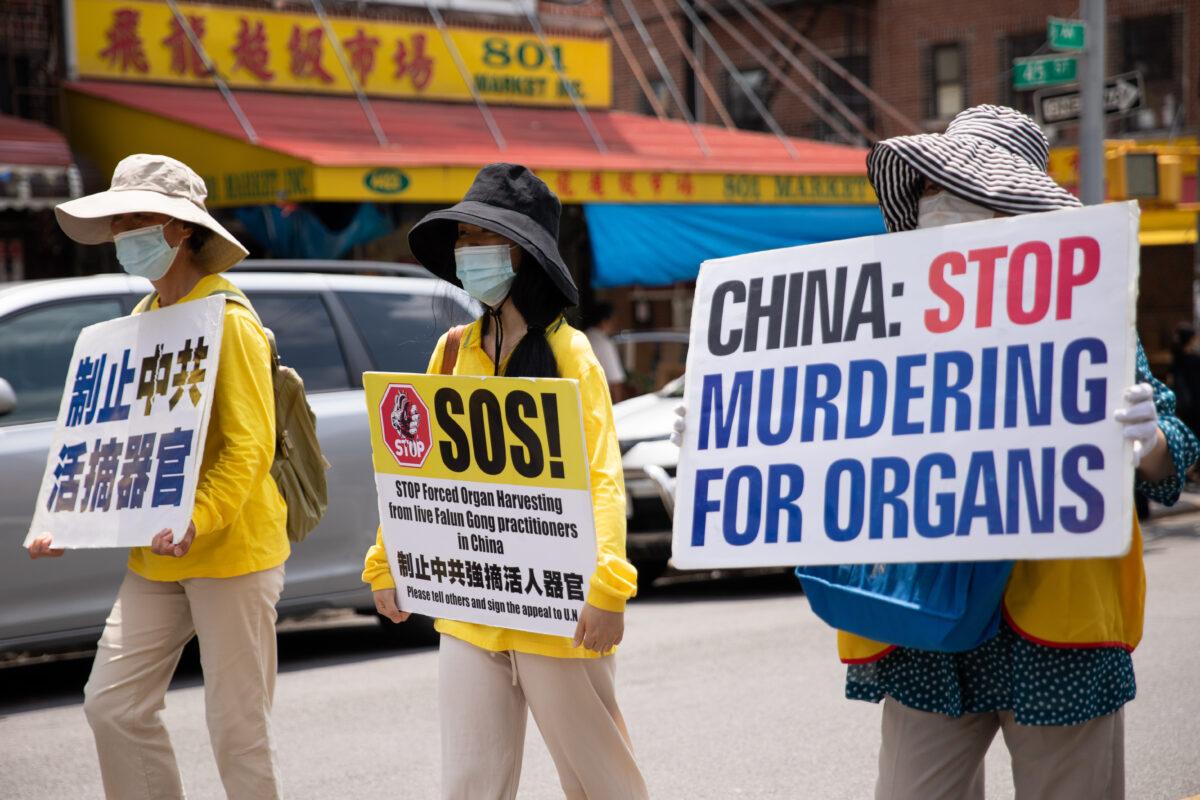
left=1147, top=489, right=1200, bottom=519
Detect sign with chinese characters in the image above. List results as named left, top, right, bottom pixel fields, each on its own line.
left=25, top=297, right=224, bottom=549
left=673, top=203, right=1140, bottom=568
left=322, top=165, right=877, bottom=206
left=364, top=372, right=597, bottom=637
left=71, top=0, right=612, bottom=108
left=66, top=85, right=878, bottom=208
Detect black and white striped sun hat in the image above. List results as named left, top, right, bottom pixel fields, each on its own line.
left=867, top=104, right=1081, bottom=233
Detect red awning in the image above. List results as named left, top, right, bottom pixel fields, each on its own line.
left=69, top=80, right=866, bottom=175
left=0, top=113, right=74, bottom=168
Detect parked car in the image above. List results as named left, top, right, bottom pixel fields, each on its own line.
left=0, top=261, right=475, bottom=654
left=613, top=374, right=684, bottom=585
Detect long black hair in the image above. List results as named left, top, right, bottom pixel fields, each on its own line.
left=480, top=254, right=569, bottom=379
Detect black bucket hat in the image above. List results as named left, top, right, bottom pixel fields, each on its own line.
left=408, top=163, right=579, bottom=306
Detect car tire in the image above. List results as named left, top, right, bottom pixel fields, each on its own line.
left=375, top=611, right=439, bottom=647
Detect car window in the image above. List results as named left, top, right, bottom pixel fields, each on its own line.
left=0, top=297, right=126, bottom=426
left=338, top=289, right=474, bottom=373
left=243, top=292, right=351, bottom=392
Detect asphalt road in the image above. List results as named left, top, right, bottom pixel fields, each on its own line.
left=3, top=520, right=1199, bottom=799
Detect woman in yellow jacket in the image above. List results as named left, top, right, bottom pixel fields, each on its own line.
left=362, top=163, right=648, bottom=800
left=28, top=154, right=289, bottom=800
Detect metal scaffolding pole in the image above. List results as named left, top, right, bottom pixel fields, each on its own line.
left=723, top=0, right=876, bottom=142
left=604, top=12, right=669, bottom=121
left=644, top=0, right=736, bottom=130
left=612, top=0, right=711, bottom=156
left=163, top=0, right=258, bottom=144
left=690, top=0, right=859, bottom=145
left=517, top=0, right=608, bottom=154
left=425, top=1, right=506, bottom=150
left=742, top=0, right=922, bottom=135
left=673, top=0, right=799, bottom=159
left=310, top=0, right=390, bottom=147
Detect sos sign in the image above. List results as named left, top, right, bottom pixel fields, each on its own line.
left=379, top=384, right=432, bottom=468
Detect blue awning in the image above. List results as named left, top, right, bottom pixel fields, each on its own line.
left=585, top=203, right=886, bottom=288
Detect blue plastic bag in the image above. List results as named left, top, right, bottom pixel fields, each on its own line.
left=796, top=561, right=1015, bottom=653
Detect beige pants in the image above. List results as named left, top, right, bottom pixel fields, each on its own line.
left=83, top=567, right=286, bottom=800
left=876, top=696, right=1125, bottom=800
left=438, top=634, right=649, bottom=800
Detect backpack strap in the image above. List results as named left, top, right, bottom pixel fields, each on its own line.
left=440, top=325, right=466, bottom=375
left=132, top=292, right=157, bottom=315
left=132, top=286, right=276, bottom=364
left=205, top=288, right=279, bottom=367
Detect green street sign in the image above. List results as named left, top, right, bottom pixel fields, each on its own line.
left=1013, top=55, right=1078, bottom=90
left=1048, top=17, right=1086, bottom=51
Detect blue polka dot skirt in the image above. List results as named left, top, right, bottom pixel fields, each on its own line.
left=846, top=623, right=1136, bottom=726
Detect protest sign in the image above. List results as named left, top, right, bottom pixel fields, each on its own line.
left=673, top=202, right=1140, bottom=568
left=364, top=372, right=597, bottom=637
left=25, top=296, right=225, bottom=548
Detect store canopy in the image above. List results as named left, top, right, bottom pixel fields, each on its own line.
left=65, top=81, right=876, bottom=209
left=585, top=203, right=885, bottom=288
left=0, top=113, right=81, bottom=210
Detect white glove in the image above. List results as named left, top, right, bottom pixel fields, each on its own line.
left=670, top=403, right=686, bottom=447
left=1113, top=383, right=1160, bottom=467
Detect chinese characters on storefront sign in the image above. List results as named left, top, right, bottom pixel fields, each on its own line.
left=75, top=0, right=612, bottom=107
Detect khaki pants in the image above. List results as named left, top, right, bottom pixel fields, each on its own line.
left=83, top=567, right=286, bottom=800
left=438, top=634, right=649, bottom=800
left=876, top=696, right=1125, bottom=800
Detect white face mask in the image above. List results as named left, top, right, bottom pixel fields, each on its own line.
left=455, top=244, right=516, bottom=307
left=113, top=224, right=180, bottom=281
left=917, top=191, right=997, bottom=228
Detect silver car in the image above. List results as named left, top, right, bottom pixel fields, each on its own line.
left=0, top=262, right=475, bottom=653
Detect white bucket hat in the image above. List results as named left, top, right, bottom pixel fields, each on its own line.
left=55, top=154, right=248, bottom=273
left=867, top=105, right=1081, bottom=233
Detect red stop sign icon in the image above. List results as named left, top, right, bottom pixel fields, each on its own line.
left=379, top=383, right=432, bottom=468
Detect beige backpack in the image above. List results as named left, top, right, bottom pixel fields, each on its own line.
left=135, top=289, right=329, bottom=542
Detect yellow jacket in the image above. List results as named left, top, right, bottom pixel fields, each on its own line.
left=128, top=274, right=289, bottom=582
left=363, top=318, right=637, bottom=658
left=837, top=516, right=1146, bottom=662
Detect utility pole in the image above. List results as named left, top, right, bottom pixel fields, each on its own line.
left=1079, top=0, right=1106, bottom=205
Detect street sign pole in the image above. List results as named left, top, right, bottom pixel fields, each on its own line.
left=1079, top=0, right=1106, bottom=205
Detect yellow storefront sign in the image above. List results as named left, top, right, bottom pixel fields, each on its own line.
left=321, top=166, right=877, bottom=206
left=66, top=86, right=876, bottom=208
left=71, top=0, right=611, bottom=108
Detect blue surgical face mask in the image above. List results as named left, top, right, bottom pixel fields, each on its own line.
left=113, top=224, right=180, bottom=281
left=455, top=244, right=516, bottom=307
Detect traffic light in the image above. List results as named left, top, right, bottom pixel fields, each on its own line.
left=1105, top=145, right=1184, bottom=205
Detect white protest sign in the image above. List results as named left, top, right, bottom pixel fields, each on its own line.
left=364, top=372, right=597, bottom=637
left=674, top=202, right=1140, bottom=568
left=25, top=296, right=225, bottom=548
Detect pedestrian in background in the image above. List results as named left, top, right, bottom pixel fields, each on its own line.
left=27, top=154, right=289, bottom=800
left=584, top=300, right=628, bottom=401
left=1170, top=322, right=1200, bottom=437
left=362, top=163, right=649, bottom=800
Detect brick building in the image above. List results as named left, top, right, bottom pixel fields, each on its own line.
left=608, top=0, right=1197, bottom=144
left=607, top=0, right=1199, bottom=362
